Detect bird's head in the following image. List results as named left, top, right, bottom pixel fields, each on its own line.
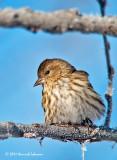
left=33, top=59, right=76, bottom=87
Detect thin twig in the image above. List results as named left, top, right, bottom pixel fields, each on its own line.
left=97, top=0, right=115, bottom=127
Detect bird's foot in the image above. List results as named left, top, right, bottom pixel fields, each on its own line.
left=81, top=118, right=93, bottom=127
left=46, top=117, right=53, bottom=125
left=81, top=118, right=93, bottom=134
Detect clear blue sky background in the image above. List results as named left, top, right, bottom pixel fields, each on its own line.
left=0, top=0, right=117, bottom=159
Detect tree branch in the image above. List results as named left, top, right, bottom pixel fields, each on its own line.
left=0, top=8, right=117, bottom=36
left=0, top=122, right=117, bottom=143
left=97, top=0, right=115, bottom=127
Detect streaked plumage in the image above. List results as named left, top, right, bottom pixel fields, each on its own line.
left=34, top=59, right=105, bottom=124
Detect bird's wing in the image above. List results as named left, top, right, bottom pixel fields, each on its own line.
left=72, top=70, right=94, bottom=89
left=76, top=70, right=89, bottom=76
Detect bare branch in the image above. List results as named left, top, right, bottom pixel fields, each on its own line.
left=0, top=8, right=117, bottom=36
left=97, top=0, right=107, bottom=16
left=97, top=0, right=115, bottom=127
left=0, top=121, right=117, bottom=143
left=103, top=35, right=114, bottom=127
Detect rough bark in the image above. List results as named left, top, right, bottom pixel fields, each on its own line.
left=0, top=8, right=117, bottom=36
left=0, top=122, right=117, bottom=143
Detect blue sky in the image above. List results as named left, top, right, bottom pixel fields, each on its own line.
left=0, top=0, right=117, bottom=160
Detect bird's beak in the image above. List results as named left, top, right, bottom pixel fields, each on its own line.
left=33, top=78, right=44, bottom=87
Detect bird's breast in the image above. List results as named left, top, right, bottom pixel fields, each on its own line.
left=42, top=80, right=70, bottom=108
left=42, top=79, right=73, bottom=121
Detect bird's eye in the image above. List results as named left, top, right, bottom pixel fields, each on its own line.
left=45, top=70, right=50, bottom=75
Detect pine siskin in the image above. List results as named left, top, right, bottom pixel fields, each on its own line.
left=34, top=59, right=105, bottom=125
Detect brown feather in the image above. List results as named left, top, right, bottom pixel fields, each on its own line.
left=34, top=58, right=105, bottom=124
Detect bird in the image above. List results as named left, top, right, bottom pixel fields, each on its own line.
left=34, top=58, right=105, bottom=125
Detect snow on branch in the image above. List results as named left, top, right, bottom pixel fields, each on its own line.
left=0, top=8, right=117, bottom=36
left=0, top=121, right=117, bottom=143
